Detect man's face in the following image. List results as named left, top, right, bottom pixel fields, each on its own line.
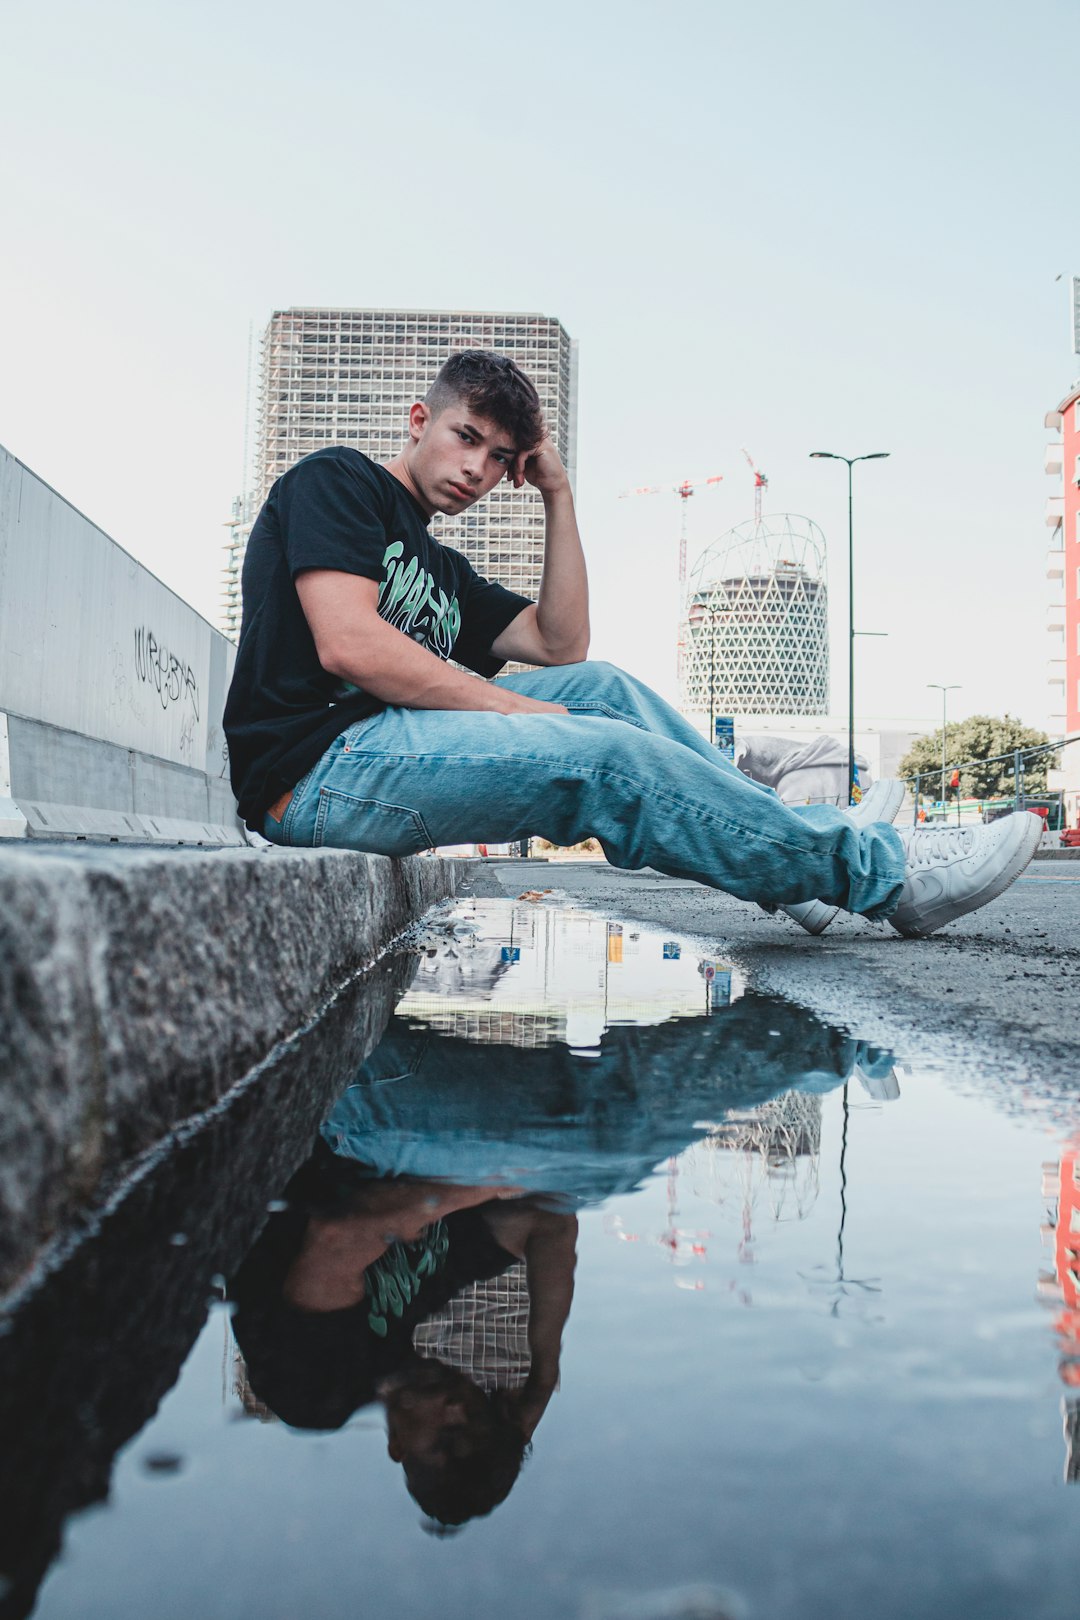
left=383, top=1361, right=490, bottom=1465
left=408, top=399, right=518, bottom=515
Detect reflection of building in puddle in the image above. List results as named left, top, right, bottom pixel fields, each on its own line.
left=611, top=1091, right=823, bottom=1287
left=1038, top=1142, right=1080, bottom=1481
left=593, top=1077, right=831, bottom=1285
left=692, top=1089, right=823, bottom=1228
left=413, top=1266, right=531, bottom=1393
left=714, top=1089, right=823, bottom=1161
left=403, top=900, right=741, bottom=1047
left=408, top=1004, right=568, bottom=1050
left=234, top=1350, right=279, bottom=1423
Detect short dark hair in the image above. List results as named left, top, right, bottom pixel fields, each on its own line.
left=424, top=351, right=545, bottom=453
left=401, top=1378, right=531, bottom=1527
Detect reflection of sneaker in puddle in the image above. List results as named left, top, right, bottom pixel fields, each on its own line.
left=888, top=813, right=1042, bottom=937
left=782, top=778, right=906, bottom=936
left=854, top=1040, right=900, bottom=1100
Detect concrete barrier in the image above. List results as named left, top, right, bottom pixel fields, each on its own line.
left=0, top=443, right=242, bottom=843
left=0, top=843, right=459, bottom=1294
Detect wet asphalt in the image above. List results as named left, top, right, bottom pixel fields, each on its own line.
left=459, top=856, right=1080, bottom=1102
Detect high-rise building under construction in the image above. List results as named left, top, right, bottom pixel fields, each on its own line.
left=681, top=515, right=830, bottom=719
left=221, top=307, right=577, bottom=640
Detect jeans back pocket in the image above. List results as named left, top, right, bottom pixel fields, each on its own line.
left=313, top=787, right=432, bottom=856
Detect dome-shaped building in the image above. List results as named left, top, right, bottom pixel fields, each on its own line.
left=682, top=516, right=829, bottom=718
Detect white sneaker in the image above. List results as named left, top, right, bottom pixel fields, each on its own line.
left=781, top=895, right=840, bottom=935
left=846, top=777, right=906, bottom=831
left=781, top=778, right=906, bottom=935
left=888, top=812, right=1041, bottom=937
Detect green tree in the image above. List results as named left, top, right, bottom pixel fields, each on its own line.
left=899, top=715, right=1057, bottom=801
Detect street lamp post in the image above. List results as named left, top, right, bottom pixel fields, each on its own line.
left=810, top=450, right=890, bottom=805
left=927, top=683, right=961, bottom=820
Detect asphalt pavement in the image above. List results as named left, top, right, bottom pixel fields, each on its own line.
left=460, top=856, right=1080, bottom=1109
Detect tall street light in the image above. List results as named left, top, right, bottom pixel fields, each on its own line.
left=810, top=451, right=891, bottom=805
left=927, top=683, right=961, bottom=818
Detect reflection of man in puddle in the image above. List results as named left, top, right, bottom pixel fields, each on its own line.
left=225, top=350, right=1040, bottom=940
left=230, top=1157, right=575, bottom=1527
left=322, top=992, right=898, bottom=1203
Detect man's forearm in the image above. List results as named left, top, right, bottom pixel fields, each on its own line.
left=523, top=1214, right=577, bottom=1389
left=326, top=617, right=548, bottom=714
left=535, top=483, right=589, bottom=661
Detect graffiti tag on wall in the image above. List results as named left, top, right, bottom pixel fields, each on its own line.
left=134, top=627, right=200, bottom=721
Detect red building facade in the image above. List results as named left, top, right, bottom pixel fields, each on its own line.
left=1046, top=384, right=1080, bottom=821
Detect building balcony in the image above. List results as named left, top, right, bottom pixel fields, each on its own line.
left=1046, top=441, right=1064, bottom=476
left=1047, top=494, right=1065, bottom=526
left=1047, top=551, right=1065, bottom=579
left=1046, top=409, right=1064, bottom=430
left=1048, top=602, right=1066, bottom=629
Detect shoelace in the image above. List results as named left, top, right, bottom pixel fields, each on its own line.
left=904, top=827, right=976, bottom=868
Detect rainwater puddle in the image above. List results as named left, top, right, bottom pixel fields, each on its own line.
left=4, top=897, right=1080, bottom=1620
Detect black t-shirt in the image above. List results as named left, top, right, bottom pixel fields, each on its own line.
left=224, top=448, right=532, bottom=828
left=230, top=1195, right=519, bottom=1431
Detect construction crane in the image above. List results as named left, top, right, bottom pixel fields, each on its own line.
left=619, top=474, right=723, bottom=678
left=740, top=449, right=768, bottom=526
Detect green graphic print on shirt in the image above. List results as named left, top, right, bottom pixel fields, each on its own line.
left=365, top=1219, right=451, bottom=1339
left=331, top=541, right=464, bottom=703
left=378, top=540, right=462, bottom=657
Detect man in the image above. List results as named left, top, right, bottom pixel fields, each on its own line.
left=229, top=1147, right=575, bottom=1527
left=224, top=350, right=1039, bottom=936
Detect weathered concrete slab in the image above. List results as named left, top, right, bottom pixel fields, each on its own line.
left=0, top=844, right=457, bottom=1291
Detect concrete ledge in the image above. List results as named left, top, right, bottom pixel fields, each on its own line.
left=1034, top=848, right=1080, bottom=860
left=0, top=844, right=458, bottom=1289
left=0, top=952, right=416, bottom=1608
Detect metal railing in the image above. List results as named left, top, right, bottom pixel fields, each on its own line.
left=905, top=733, right=1079, bottom=827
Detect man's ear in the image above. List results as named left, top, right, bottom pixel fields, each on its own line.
left=408, top=401, right=431, bottom=444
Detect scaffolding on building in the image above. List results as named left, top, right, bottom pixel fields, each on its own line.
left=220, top=494, right=253, bottom=642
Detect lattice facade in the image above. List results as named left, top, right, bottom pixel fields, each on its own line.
left=221, top=307, right=577, bottom=639
left=681, top=516, right=829, bottom=718
left=413, top=1264, right=532, bottom=1392
left=688, top=1089, right=823, bottom=1226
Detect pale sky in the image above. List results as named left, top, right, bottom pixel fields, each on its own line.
left=2, top=0, right=1076, bottom=733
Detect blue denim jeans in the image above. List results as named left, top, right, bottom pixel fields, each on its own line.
left=263, top=661, right=906, bottom=916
